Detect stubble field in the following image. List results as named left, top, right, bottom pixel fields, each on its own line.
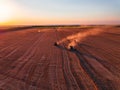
left=0, top=26, right=120, bottom=90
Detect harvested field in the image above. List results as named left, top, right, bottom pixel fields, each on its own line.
left=0, top=26, right=120, bottom=90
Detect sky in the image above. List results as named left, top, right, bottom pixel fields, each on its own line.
left=0, top=0, right=120, bottom=25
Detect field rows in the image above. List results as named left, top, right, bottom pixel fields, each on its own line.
left=0, top=26, right=120, bottom=90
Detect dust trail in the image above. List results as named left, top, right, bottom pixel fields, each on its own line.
left=57, top=29, right=103, bottom=49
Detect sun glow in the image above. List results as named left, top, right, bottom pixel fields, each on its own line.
left=0, top=1, right=14, bottom=24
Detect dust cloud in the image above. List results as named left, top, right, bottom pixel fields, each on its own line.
left=57, top=29, right=103, bottom=49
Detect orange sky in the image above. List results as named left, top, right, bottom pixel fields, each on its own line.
left=0, top=0, right=120, bottom=25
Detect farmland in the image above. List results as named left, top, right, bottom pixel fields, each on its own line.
left=0, top=26, right=120, bottom=90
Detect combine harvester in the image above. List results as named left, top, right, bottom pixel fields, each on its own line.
left=54, top=42, right=76, bottom=51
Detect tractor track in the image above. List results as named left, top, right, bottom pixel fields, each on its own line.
left=0, top=26, right=119, bottom=90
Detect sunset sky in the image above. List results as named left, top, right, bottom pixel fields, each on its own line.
left=0, top=0, right=120, bottom=25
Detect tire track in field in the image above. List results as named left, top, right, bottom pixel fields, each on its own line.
left=24, top=33, right=51, bottom=90
left=5, top=32, right=51, bottom=90
left=0, top=33, right=42, bottom=88
left=55, top=50, right=68, bottom=90
left=9, top=33, right=44, bottom=75
left=79, top=43, right=120, bottom=88
left=25, top=32, right=56, bottom=90
left=62, top=49, right=80, bottom=90
left=67, top=51, right=97, bottom=90
left=0, top=32, right=42, bottom=74
left=0, top=33, right=38, bottom=62
left=78, top=43, right=120, bottom=76
left=0, top=32, right=39, bottom=56
left=80, top=40, right=120, bottom=72
left=0, top=33, right=29, bottom=53
left=58, top=29, right=119, bottom=89
left=0, top=32, right=44, bottom=88
left=57, top=30, right=82, bottom=90
left=51, top=28, right=68, bottom=90
left=15, top=32, right=51, bottom=90
left=59, top=30, right=100, bottom=90
left=75, top=47, right=120, bottom=90
left=40, top=29, right=60, bottom=90
left=31, top=55, right=50, bottom=90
